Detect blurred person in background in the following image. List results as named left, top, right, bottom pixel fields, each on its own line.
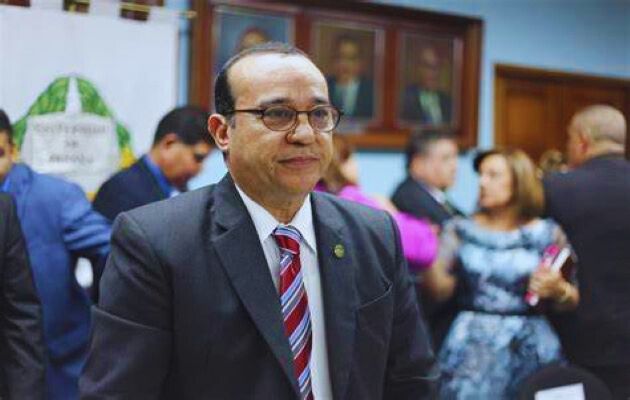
left=93, top=106, right=213, bottom=222
left=544, top=105, right=630, bottom=399
left=0, top=193, right=45, bottom=400
left=392, top=129, right=462, bottom=351
left=424, top=148, right=578, bottom=399
left=392, top=130, right=462, bottom=227
left=0, top=109, right=110, bottom=400
left=537, top=149, right=568, bottom=178
left=319, top=135, right=438, bottom=271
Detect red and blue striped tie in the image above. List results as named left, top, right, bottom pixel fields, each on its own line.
left=273, top=225, right=314, bottom=400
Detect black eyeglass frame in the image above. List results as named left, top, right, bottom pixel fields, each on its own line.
left=225, top=104, right=344, bottom=133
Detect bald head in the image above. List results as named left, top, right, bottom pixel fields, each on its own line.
left=214, top=42, right=311, bottom=117
left=572, top=105, right=626, bottom=147
left=567, top=104, right=627, bottom=167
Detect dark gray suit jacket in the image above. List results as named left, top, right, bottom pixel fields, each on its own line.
left=392, top=177, right=462, bottom=227
left=93, top=158, right=167, bottom=223
left=400, top=86, right=451, bottom=125
left=0, top=193, right=46, bottom=400
left=544, top=154, right=630, bottom=366
left=80, top=175, right=436, bottom=399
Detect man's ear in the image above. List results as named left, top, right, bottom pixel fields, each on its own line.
left=158, top=133, right=179, bottom=150
left=578, top=130, right=591, bottom=153
left=9, top=143, right=18, bottom=161
left=208, top=114, right=230, bottom=152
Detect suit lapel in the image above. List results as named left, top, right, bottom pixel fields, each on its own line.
left=209, top=175, right=299, bottom=397
left=6, top=164, right=34, bottom=219
left=312, top=194, right=358, bottom=400
left=137, top=159, right=169, bottom=201
left=414, top=179, right=456, bottom=220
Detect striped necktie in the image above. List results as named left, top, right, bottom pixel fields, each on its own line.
left=273, top=225, right=314, bottom=400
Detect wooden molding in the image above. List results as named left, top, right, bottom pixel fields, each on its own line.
left=495, top=64, right=630, bottom=161
left=190, top=0, right=483, bottom=150
left=496, top=64, right=630, bottom=88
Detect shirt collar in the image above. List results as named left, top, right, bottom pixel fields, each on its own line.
left=0, top=174, right=10, bottom=193
left=142, top=154, right=178, bottom=197
left=235, top=184, right=317, bottom=253
left=414, top=178, right=447, bottom=204
left=429, top=187, right=447, bottom=204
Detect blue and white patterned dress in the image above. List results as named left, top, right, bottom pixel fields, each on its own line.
left=437, top=217, right=567, bottom=399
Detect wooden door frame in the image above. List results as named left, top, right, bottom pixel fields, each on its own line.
left=495, top=64, right=630, bottom=158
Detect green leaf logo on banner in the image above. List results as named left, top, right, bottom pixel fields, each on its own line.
left=12, top=76, right=135, bottom=195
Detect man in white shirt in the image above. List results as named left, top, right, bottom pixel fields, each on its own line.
left=80, top=42, right=436, bottom=399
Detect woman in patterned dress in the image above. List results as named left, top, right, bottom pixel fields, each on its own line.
left=423, top=149, right=579, bottom=399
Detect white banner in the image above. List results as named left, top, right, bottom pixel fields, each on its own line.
left=0, top=5, right=179, bottom=193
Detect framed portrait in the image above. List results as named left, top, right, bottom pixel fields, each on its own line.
left=212, top=6, right=295, bottom=78
left=398, top=32, right=463, bottom=129
left=192, top=0, right=481, bottom=149
left=311, top=20, right=384, bottom=133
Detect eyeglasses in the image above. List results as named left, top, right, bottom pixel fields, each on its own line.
left=226, top=105, right=342, bottom=133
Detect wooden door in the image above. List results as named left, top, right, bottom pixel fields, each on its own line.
left=495, top=65, right=630, bottom=162
left=562, top=85, right=627, bottom=127
left=495, top=77, right=563, bottom=160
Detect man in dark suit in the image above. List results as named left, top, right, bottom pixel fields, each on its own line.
left=326, top=35, right=374, bottom=119
left=392, top=130, right=462, bottom=226
left=80, top=42, right=436, bottom=399
left=544, top=105, right=630, bottom=399
left=401, top=46, right=451, bottom=125
left=391, top=130, right=462, bottom=353
left=0, top=193, right=46, bottom=400
left=93, top=106, right=213, bottom=222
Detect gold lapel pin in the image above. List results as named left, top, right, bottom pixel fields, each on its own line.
left=333, top=244, right=345, bottom=259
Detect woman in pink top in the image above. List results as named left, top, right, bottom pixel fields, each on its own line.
left=318, top=136, right=438, bottom=270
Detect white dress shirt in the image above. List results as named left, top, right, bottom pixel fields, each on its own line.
left=418, top=90, right=443, bottom=124
left=335, top=79, right=360, bottom=116
left=426, top=184, right=447, bottom=206
left=235, top=185, right=333, bottom=399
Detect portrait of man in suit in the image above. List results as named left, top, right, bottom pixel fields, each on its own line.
left=314, top=23, right=380, bottom=125
left=213, top=7, right=293, bottom=77
left=400, top=37, right=454, bottom=126
left=80, top=42, right=436, bottom=399
left=326, top=34, right=375, bottom=119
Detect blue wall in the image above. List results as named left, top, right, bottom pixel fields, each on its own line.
left=188, top=0, right=630, bottom=213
